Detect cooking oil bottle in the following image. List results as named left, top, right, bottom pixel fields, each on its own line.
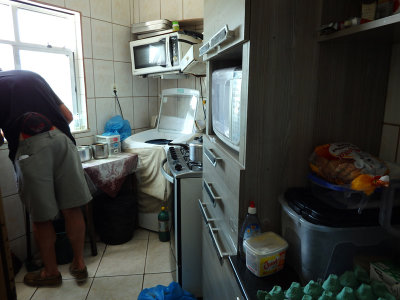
left=158, top=206, right=170, bottom=242
left=238, top=201, right=261, bottom=261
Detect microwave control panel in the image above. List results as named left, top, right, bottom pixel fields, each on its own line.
left=170, top=36, right=179, bottom=66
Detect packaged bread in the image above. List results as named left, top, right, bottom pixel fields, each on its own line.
left=309, top=143, right=389, bottom=195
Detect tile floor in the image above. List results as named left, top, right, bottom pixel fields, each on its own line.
left=15, top=228, right=176, bottom=300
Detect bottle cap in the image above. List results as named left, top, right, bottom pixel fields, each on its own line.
left=161, top=206, right=165, bottom=211
left=248, top=201, right=256, bottom=214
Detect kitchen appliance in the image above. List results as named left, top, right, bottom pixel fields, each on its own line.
left=160, top=145, right=203, bottom=297
left=129, top=32, right=201, bottom=76
left=280, top=187, right=400, bottom=283
left=189, top=137, right=203, bottom=163
left=77, top=145, right=92, bottom=162
left=95, top=135, right=121, bottom=156
left=91, top=143, right=109, bottom=159
left=211, top=67, right=242, bottom=151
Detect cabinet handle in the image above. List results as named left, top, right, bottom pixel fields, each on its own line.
left=198, top=199, right=214, bottom=224
left=160, top=158, right=174, bottom=183
left=208, top=223, right=230, bottom=263
left=203, top=179, right=221, bottom=207
left=204, top=147, right=221, bottom=167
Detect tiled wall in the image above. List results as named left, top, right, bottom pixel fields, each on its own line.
left=379, top=43, right=400, bottom=164
left=0, top=0, right=205, bottom=261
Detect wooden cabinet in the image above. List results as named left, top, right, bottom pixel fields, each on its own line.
left=203, top=0, right=249, bottom=60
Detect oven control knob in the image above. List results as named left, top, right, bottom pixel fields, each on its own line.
left=175, top=164, right=182, bottom=171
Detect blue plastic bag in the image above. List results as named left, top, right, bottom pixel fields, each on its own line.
left=103, top=115, right=131, bottom=141
left=138, top=282, right=196, bottom=300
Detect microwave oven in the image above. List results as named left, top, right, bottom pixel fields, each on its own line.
left=211, top=67, right=242, bottom=151
left=129, top=32, right=201, bottom=76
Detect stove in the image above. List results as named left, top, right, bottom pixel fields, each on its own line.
left=167, top=146, right=202, bottom=178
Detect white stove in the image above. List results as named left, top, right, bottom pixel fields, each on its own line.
left=166, top=146, right=203, bottom=178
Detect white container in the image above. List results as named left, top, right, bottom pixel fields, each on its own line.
left=95, top=135, right=121, bottom=155
left=243, top=232, right=288, bottom=277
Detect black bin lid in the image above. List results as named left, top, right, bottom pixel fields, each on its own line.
left=284, top=187, right=400, bottom=227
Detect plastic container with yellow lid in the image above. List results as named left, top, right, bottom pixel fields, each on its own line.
left=243, top=232, right=288, bottom=277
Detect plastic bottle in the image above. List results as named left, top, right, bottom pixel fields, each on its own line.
left=238, top=201, right=261, bottom=261
left=158, top=207, right=170, bottom=242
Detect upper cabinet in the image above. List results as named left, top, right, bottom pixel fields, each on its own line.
left=202, top=0, right=249, bottom=60
left=137, top=0, right=204, bottom=22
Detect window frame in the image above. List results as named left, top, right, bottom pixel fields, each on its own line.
left=0, top=0, right=87, bottom=133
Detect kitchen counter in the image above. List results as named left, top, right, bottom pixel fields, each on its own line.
left=229, top=256, right=299, bottom=300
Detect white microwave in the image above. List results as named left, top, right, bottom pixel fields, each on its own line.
left=211, top=67, right=242, bottom=151
left=129, top=32, right=201, bottom=76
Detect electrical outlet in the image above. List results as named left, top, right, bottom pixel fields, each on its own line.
left=113, top=83, right=117, bottom=93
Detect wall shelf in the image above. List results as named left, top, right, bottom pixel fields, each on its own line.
left=319, top=13, right=400, bottom=42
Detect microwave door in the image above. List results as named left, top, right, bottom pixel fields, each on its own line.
left=133, top=38, right=167, bottom=70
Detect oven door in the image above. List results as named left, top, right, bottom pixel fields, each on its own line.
left=130, top=35, right=170, bottom=76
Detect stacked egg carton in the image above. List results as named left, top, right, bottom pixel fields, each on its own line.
left=256, top=266, right=397, bottom=300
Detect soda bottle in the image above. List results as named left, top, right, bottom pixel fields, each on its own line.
left=158, top=206, right=170, bottom=242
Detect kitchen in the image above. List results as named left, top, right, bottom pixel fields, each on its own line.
left=1, top=0, right=400, bottom=299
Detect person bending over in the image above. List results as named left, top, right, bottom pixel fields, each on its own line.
left=0, top=70, right=92, bottom=287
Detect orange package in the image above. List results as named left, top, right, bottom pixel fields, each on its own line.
left=309, top=143, right=389, bottom=195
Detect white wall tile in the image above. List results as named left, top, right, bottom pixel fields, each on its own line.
left=93, top=59, right=115, bottom=97
left=91, top=19, right=113, bottom=60
left=133, top=97, right=149, bottom=128
left=132, top=76, right=149, bottom=96
left=148, top=78, right=159, bottom=97
left=90, top=0, right=112, bottom=22
left=384, top=43, right=400, bottom=125
left=160, top=79, right=177, bottom=91
left=114, top=62, right=133, bottom=97
left=0, top=150, right=17, bottom=197
left=160, top=0, right=182, bottom=21
left=96, top=98, right=117, bottom=134
left=81, top=17, right=93, bottom=58
left=84, top=59, right=95, bottom=98
left=380, top=124, right=399, bottom=162
left=178, top=77, right=195, bottom=89
left=113, top=24, right=131, bottom=62
left=148, top=97, right=159, bottom=122
left=183, top=0, right=203, bottom=19
left=139, top=0, right=160, bottom=22
left=112, top=0, right=131, bottom=26
left=3, top=194, right=25, bottom=241
left=65, top=0, right=91, bottom=16
left=118, top=97, right=134, bottom=129
left=41, top=0, right=65, bottom=7
left=87, top=98, right=98, bottom=134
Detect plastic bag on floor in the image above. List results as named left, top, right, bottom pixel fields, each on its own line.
left=138, top=282, right=196, bottom=300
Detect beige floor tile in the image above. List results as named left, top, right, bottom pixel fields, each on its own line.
left=58, top=242, right=106, bottom=279
left=133, top=227, right=150, bottom=240
left=142, top=272, right=175, bottom=289
left=30, top=278, right=93, bottom=300
left=96, top=239, right=148, bottom=276
left=16, top=282, right=37, bottom=300
left=87, top=275, right=143, bottom=300
left=145, top=239, right=176, bottom=273
left=149, top=231, right=159, bottom=240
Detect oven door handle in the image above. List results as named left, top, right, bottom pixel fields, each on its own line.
left=198, top=199, right=214, bottom=224
left=203, top=179, right=221, bottom=207
left=160, top=158, right=174, bottom=183
left=204, top=147, right=221, bottom=167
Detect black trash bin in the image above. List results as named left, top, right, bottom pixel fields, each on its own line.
left=93, top=188, right=137, bottom=245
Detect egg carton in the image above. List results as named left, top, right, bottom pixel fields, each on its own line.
left=256, top=265, right=396, bottom=300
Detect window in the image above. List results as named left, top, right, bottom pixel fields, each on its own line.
left=0, top=0, right=87, bottom=132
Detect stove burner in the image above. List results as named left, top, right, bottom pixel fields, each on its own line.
left=168, top=146, right=203, bottom=173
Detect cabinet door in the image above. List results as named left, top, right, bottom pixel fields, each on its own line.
left=203, top=0, right=249, bottom=59
left=183, top=0, right=204, bottom=19
left=202, top=222, right=244, bottom=300
left=161, top=0, right=182, bottom=21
